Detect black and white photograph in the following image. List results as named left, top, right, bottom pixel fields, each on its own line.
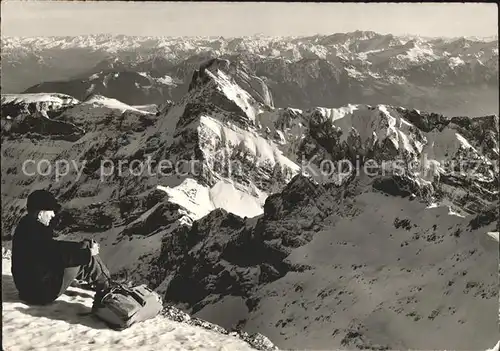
left=1, top=2, right=498, bottom=350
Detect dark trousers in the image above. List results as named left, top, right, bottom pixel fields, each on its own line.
left=56, top=240, right=112, bottom=298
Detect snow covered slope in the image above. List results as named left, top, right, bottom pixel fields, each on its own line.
left=1, top=93, right=80, bottom=108
left=1, top=93, right=84, bottom=141
left=1, top=93, right=80, bottom=119
left=83, top=95, right=150, bottom=114
left=1, top=93, right=154, bottom=141
left=1, top=253, right=276, bottom=351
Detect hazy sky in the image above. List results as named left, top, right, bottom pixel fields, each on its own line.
left=1, top=2, right=498, bottom=38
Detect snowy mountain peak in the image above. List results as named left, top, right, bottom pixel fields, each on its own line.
left=1, top=93, right=79, bottom=106
left=82, top=94, right=150, bottom=114
left=189, top=58, right=274, bottom=111
left=150, top=67, right=297, bottom=220
left=1, top=93, right=80, bottom=119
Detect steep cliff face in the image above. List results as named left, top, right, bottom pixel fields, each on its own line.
left=190, top=58, right=274, bottom=108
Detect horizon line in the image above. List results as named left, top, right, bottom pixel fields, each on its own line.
left=2, top=31, right=498, bottom=41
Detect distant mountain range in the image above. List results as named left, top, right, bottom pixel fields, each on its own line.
left=2, top=31, right=498, bottom=117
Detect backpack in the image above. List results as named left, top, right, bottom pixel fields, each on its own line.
left=92, top=284, right=163, bottom=330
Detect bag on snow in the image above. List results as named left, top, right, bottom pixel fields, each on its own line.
left=92, top=284, right=163, bottom=330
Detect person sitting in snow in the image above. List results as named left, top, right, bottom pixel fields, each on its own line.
left=11, top=189, right=115, bottom=307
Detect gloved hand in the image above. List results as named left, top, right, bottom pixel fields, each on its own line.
left=89, top=239, right=100, bottom=256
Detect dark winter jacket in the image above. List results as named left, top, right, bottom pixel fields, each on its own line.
left=11, top=215, right=91, bottom=304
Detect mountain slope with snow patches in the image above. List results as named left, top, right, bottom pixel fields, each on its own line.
left=153, top=173, right=498, bottom=350
left=23, top=70, right=186, bottom=106
left=2, top=55, right=497, bottom=233
left=1, top=55, right=497, bottom=257
left=1, top=55, right=498, bottom=349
